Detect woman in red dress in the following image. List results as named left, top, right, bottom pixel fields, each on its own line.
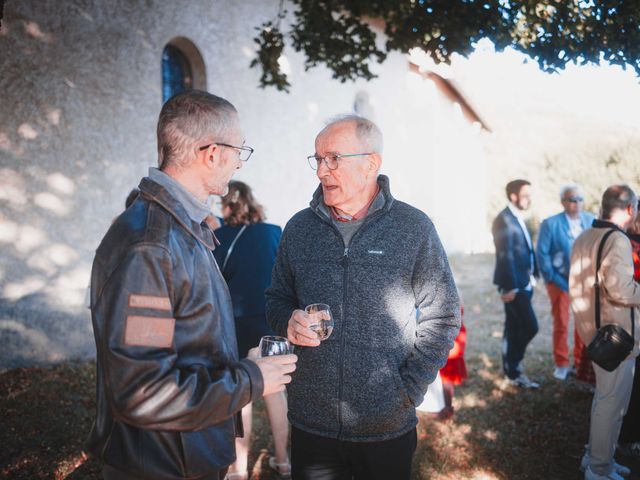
left=438, top=305, right=468, bottom=419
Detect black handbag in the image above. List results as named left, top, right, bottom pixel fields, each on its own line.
left=586, top=229, right=636, bottom=372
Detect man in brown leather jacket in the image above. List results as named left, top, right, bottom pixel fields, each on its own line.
left=87, top=90, right=297, bottom=480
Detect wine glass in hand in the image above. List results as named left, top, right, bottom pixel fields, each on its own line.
left=304, top=303, right=334, bottom=341
left=258, top=335, right=294, bottom=357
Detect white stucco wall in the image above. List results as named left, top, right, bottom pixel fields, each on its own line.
left=0, top=0, right=488, bottom=369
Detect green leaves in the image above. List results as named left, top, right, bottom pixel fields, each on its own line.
left=251, top=21, right=291, bottom=92
left=251, top=0, right=640, bottom=91
left=289, top=3, right=386, bottom=83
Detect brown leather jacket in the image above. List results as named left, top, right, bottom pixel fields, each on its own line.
left=86, top=177, right=263, bottom=479
left=569, top=221, right=640, bottom=356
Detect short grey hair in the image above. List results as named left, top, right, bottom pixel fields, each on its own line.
left=318, top=114, right=383, bottom=153
left=157, top=90, right=238, bottom=169
left=601, top=184, right=637, bottom=220
left=559, top=184, right=583, bottom=201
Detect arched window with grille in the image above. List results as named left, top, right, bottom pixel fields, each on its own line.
left=161, top=38, right=206, bottom=103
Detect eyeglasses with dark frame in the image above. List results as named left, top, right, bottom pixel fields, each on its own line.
left=563, top=196, right=584, bottom=203
left=307, top=152, right=374, bottom=171
left=199, top=142, right=254, bottom=162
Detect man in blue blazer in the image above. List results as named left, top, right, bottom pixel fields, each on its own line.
left=492, top=179, right=540, bottom=388
left=537, top=185, right=595, bottom=381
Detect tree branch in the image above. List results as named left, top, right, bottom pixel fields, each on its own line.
left=251, top=0, right=640, bottom=91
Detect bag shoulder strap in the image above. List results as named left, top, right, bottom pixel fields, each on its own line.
left=594, top=229, right=635, bottom=338
left=222, top=224, right=247, bottom=273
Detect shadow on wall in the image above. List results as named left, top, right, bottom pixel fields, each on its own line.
left=1, top=10, right=146, bottom=370
left=0, top=294, right=93, bottom=372
left=0, top=169, right=96, bottom=370
left=0, top=166, right=95, bottom=371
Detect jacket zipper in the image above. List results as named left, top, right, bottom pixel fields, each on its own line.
left=311, top=206, right=388, bottom=440
left=337, top=246, right=349, bottom=439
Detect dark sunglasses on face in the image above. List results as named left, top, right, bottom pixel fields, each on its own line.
left=564, top=196, right=584, bottom=203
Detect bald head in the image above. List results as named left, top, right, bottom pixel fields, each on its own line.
left=601, top=184, right=637, bottom=223
left=317, top=115, right=383, bottom=155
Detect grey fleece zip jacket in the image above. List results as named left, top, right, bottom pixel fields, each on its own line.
left=266, top=175, right=461, bottom=442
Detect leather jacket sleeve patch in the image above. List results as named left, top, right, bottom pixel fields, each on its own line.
left=124, top=315, right=175, bottom=348
left=128, top=294, right=172, bottom=311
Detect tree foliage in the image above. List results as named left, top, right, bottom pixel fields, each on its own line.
left=252, top=0, right=640, bottom=91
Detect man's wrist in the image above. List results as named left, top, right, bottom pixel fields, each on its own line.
left=239, top=359, right=264, bottom=403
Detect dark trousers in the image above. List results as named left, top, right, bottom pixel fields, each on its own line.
left=502, top=290, right=539, bottom=379
left=619, top=355, right=640, bottom=443
left=103, top=464, right=228, bottom=480
left=291, top=426, right=417, bottom=480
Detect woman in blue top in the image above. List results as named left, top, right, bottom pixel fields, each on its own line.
left=213, top=181, right=290, bottom=480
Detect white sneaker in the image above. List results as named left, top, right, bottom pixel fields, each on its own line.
left=506, top=374, right=540, bottom=389
left=584, top=466, right=625, bottom=480
left=581, top=455, right=630, bottom=477
left=553, top=366, right=570, bottom=380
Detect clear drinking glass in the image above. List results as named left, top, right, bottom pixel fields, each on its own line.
left=305, top=303, right=334, bottom=341
left=258, top=335, right=293, bottom=357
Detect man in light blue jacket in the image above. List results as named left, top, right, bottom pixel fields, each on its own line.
left=536, top=184, right=595, bottom=380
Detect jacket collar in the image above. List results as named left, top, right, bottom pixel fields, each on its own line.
left=138, top=177, right=219, bottom=250
left=562, top=211, right=594, bottom=230
left=506, top=202, right=525, bottom=221
left=592, top=219, right=627, bottom=235
left=309, top=174, right=395, bottom=220
left=148, top=167, right=211, bottom=224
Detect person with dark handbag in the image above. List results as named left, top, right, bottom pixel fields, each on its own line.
left=569, top=185, right=640, bottom=480
left=618, top=209, right=640, bottom=461
left=585, top=229, right=635, bottom=372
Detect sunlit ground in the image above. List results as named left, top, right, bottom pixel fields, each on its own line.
left=1, top=253, right=638, bottom=479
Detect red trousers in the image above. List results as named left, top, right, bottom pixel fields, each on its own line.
left=546, top=282, right=585, bottom=367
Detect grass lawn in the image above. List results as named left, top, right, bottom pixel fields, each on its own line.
left=1, top=253, right=638, bottom=479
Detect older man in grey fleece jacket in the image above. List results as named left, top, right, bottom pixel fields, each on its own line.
left=266, top=115, right=461, bottom=480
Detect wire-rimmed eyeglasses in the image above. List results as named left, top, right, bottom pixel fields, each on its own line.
left=199, top=142, right=254, bottom=162
left=307, top=152, right=374, bottom=171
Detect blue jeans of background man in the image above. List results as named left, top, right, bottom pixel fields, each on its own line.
left=502, top=289, right=539, bottom=379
